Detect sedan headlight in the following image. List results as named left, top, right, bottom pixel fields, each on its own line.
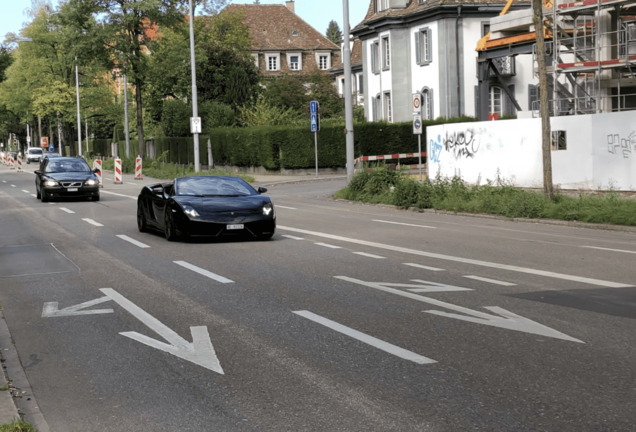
left=262, top=202, right=274, bottom=217
left=43, top=179, right=59, bottom=187
left=182, top=205, right=200, bottom=218
left=84, top=179, right=98, bottom=186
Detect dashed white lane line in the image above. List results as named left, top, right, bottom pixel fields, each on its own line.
left=293, top=310, right=436, bottom=365
left=353, top=252, right=385, bottom=259
left=581, top=245, right=636, bottom=255
left=21, top=189, right=29, bottom=194
left=276, top=205, right=297, bottom=210
left=173, top=260, right=234, bottom=284
left=82, top=218, right=103, bottom=227
left=315, top=242, right=341, bottom=249
left=463, top=275, right=517, bottom=286
left=278, top=225, right=631, bottom=288
left=282, top=235, right=304, bottom=240
left=117, top=234, right=150, bottom=249
left=403, top=263, right=445, bottom=272
left=60, top=207, right=75, bottom=214
left=101, top=190, right=136, bottom=199
left=373, top=219, right=436, bottom=229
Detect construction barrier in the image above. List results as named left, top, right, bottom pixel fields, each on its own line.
left=16, top=157, right=22, bottom=173
left=93, top=159, right=103, bottom=187
left=9, top=154, right=14, bottom=170
left=114, top=158, right=123, bottom=184
left=134, top=156, right=142, bottom=180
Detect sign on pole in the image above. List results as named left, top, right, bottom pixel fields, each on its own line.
left=190, top=117, right=202, bottom=134
left=413, top=115, right=423, bottom=135
left=412, top=92, right=422, bottom=115
left=310, top=101, right=320, bottom=132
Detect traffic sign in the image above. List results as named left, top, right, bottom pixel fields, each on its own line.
left=190, top=117, right=202, bottom=134
left=413, top=115, right=422, bottom=135
left=412, top=92, right=422, bottom=115
left=310, top=100, right=319, bottom=114
left=41, top=137, right=49, bottom=147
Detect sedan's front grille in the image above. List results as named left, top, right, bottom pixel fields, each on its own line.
left=61, top=181, right=83, bottom=187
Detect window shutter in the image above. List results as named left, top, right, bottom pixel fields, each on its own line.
left=415, top=32, right=421, bottom=65
left=426, top=28, right=432, bottom=62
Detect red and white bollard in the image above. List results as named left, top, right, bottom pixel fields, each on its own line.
left=114, top=158, right=123, bottom=184
left=93, top=158, right=103, bottom=187
left=134, top=156, right=142, bottom=180
left=16, top=157, right=22, bottom=173
left=9, top=154, right=14, bottom=169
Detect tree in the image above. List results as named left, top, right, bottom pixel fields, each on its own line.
left=326, top=20, right=342, bottom=45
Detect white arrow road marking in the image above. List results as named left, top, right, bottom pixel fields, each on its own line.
left=100, top=288, right=224, bottom=374
left=278, top=226, right=632, bottom=288
left=42, top=296, right=114, bottom=317
left=293, top=310, right=436, bottom=365
left=335, top=276, right=584, bottom=343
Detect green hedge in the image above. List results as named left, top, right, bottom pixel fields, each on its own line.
left=108, top=117, right=476, bottom=170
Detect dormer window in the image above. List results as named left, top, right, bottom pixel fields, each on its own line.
left=291, top=30, right=299, bottom=36
left=375, top=0, right=389, bottom=12
left=316, top=52, right=331, bottom=70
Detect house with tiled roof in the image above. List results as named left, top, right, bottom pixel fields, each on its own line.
left=352, top=0, right=535, bottom=123
left=221, top=1, right=340, bottom=77
left=331, top=39, right=364, bottom=106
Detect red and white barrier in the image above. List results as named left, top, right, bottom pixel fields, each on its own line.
left=9, top=154, right=14, bottom=169
left=93, top=159, right=103, bottom=186
left=16, top=157, right=22, bottom=173
left=114, top=158, right=123, bottom=184
left=134, top=156, right=142, bottom=180
left=354, top=152, right=426, bottom=163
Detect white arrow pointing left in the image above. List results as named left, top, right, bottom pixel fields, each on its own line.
left=42, top=296, right=114, bottom=317
left=100, top=288, right=224, bottom=374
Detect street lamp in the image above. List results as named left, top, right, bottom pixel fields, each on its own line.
left=342, top=0, right=355, bottom=183
left=75, top=57, right=82, bottom=157
left=189, top=0, right=201, bottom=172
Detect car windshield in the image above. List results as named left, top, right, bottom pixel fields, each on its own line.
left=45, top=159, right=91, bottom=173
left=175, top=176, right=256, bottom=197
left=29, top=149, right=43, bottom=155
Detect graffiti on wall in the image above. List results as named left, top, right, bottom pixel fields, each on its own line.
left=607, top=131, right=636, bottom=159
left=430, top=129, right=482, bottom=163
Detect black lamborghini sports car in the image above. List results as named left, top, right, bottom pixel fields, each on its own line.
left=137, top=175, right=276, bottom=241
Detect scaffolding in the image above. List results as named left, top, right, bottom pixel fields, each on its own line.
left=542, top=0, right=636, bottom=115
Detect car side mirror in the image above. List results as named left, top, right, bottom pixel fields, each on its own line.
left=93, top=168, right=101, bottom=174
left=34, top=170, right=42, bottom=175
left=257, top=186, right=268, bottom=194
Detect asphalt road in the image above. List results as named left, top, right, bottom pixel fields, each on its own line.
left=1, top=163, right=635, bottom=431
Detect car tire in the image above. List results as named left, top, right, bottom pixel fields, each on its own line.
left=258, top=233, right=274, bottom=241
left=92, top=194, right=100, bottom=202
left=41, top=192, right=48, bottom=202
left=164, top=208, right=179, bottom=241
left=137, top=202, right=148, bottom=233
left=36, top=188, right=41, bottom=199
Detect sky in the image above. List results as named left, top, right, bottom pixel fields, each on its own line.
left=0, top=0, right=370, bottom=43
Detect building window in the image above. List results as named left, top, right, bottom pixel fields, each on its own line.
left=251, top=53, right=259, bottom=68
left=316, top=52, right=330, bottom=70
left=421, top=87, right=434, bottom=120
left=287, top=53, right=301, bottom=71
left=266, top=53, right=280, bottom=71
left=371, top=41, right=380, bottom=74
left=358, top=74, right=364, bottom=95
left=383, top=91, right=392, bottom=122
left=528, top=84, right=539, bottom=111
left=375, top=0, right=389, bottom=12
left=415, top=28, right=432, bottom=65
left=382, top=36, right=390, bottom=70
left=373, top=94, right=381, bottom=121
left=552, top=130, right=567, bottom=150
left=489, top=86, right=503, bottom=116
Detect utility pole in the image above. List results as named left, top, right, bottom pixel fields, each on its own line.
left=533, top=0, right=554, bottom=198
left=342, top=0, right=355, bottom=183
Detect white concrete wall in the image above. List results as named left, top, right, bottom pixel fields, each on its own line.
left=427, top=111, right=636, bottom=191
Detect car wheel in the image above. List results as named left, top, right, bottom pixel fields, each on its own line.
left=41, top=191, right=48, bottom=202
left=258, top=232, right=274, bottom=241
left=92, top=194, right=100, bottom=202
left=137, top=202, right=148, bottom=233
left=36, top=188, right=41, bottom=199
left=164, top=209, right=179, bottom=241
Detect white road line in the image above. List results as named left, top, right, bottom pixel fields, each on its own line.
left=82, top=218, right=104, bottom=227
left=276, top=205, right=297, bottom=210
left=353, top=252, right=385, bottom=259
left=278, top=225, right=631, bottom=288
left=315, top=242, right=341, bottom=249
left=373, top=219, right=436, bottom=229
left=21, top=189, right=29, bottom=194
left=11, top=184, right=16, bottom=187
left=282, top=234, right=304, bottom=240
left=101, top=190, right=136, bottom=199
left=117, top=234, right=150, bottom=249
left=173, top=261, right=234, bottom=284
left=60, top=207, right=75, bottom=214
left=581, top=245, right=636, bottom=255
left=404, top=263, right=445, bottom=272
left=293, top=310, right=436, bottom=365
left=463, top=275, right=517, bottom=286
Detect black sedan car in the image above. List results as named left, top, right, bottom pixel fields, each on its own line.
left=35, top=156, right=100, bottom=202
left=137, top=175, right=276, bottom=241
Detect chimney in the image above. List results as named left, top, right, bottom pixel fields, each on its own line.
left=286, top=1, right=295, bottom=13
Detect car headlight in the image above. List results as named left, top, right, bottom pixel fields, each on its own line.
left=44, top=179, right=59, bottom=187
left=182, top=205, right=200, bottom=218
left=84, top=179, right=98, bottom=186
left=262, top=202, right=274, bottom=217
